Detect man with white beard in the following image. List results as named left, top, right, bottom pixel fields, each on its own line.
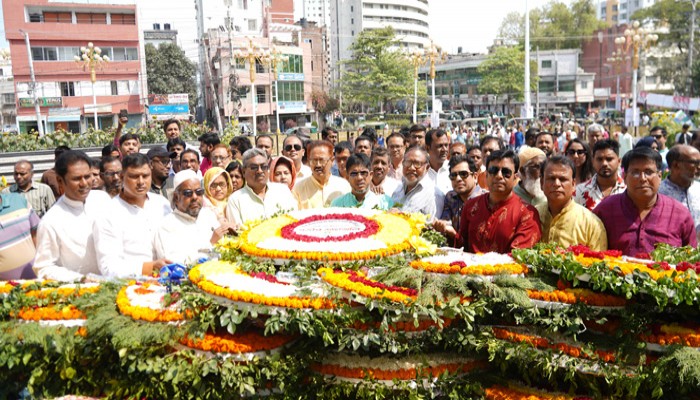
left=513, top=147, right=547, bottom=208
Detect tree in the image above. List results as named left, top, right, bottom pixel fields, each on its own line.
left=340, top=27, right=418, bottom=113
left=477, top=47, right=538, bottom=108
left=496, top=0, right=605, bottom=50
left=144, top=43, right=197, bottom=109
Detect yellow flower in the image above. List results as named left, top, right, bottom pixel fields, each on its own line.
left=0, top=176, right=7, bottom=190
left=409, top=235, right=437, bottom=256
left=216, top=235, right=241, bottom=250
left=407, top=212, right=428, bottom=230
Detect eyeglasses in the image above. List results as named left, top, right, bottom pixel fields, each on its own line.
left=566, top=149, right=587, bottom=156
left=310, top=158, right=331, bottom=166
left=487, top=166, right=514, bottom=179
left=210, top=182, right=228, bottom=190
left=402, top=160, right=426, bottom=169
left=284, top=144, right=302, bottom=152
left=246, top=163, right=270, bottom=172
left=102, top=170, right=122, bottom=177
left=181, top=188, right=205, bottom=198
left=449, top=170, right=472, bottom=180
left=651, top=135, right=663, bottom=139
left=679, top=159, right=700, bottom=167
left=348, top=170, right=370, bottom=179
left=628, top=169, right=660, bottom=179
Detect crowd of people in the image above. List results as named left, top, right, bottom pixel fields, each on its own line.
left=2, top=117, right=700, bottom=282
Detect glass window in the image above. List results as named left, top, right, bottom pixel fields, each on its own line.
left=111, top=81, right=118, bottom=95
left=541, top=60, right=552, bottom=68
left=539, top=81, right=556, bottom=92
left=248, top=19, right=257, bottom=31
left=44, top=12, right=72, bottom=23
left=125, top=48, right=138, bottom=60
left=280, top=54, right=303, bottom=74
left=581, top=81, right=588, bottom=89
left=60, top=82, right=75, bottom=97
left=559, top=80, right=575, bottom=92
left=31, top=47, right=44, bottom=61
left=111, top=13, right=136, bottom=25
left=256, top=86, right=266, bottom=103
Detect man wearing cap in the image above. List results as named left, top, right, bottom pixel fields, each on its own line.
left=513, top=147, right=547, bottom=208
left=147, top=146, right=176, bottom=199
left=154, top=170, right=233, bottom=264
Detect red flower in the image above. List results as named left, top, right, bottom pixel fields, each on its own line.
left=343, top=270, right=418, bottom=297
left=280, top=213, right=379, bottom=243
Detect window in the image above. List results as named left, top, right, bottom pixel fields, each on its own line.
left=4, top=93, right=15, bottom=103
left=541, top=60, right=552, bottom=68
left=256, top=86, right=266, bottom=103
left=280, top=54, right=303, bottom=73
left=620, top=13, right=627, bottom=20
left=612, top=5, right=618, bottom=11
left=255, top=59, right=266, bottom=74
left=111, top=81, right=118, bottom=96
left=43, top=12, right=72, bottom=23
left=278, top=82, right=304, bottom=102
left=351, top=18, right=354, bottom=24
left=311, top=61, right=314, bottom=71
left=559, top=81, right=575, bottom=92
left=31, top=47, right=58, bottom=61
left=351, top=5, right=354, bottom=11
left=59, top=47, right=79, bottom=61
left=248, top=19, right=257, bottom=31
left=76, top=13, right=107, bottom=24
left=581, top=81, right=588, bottom=89
left=539, top=81, right=556, bottom=92
left=646, top=76, right=657, bottom=85
left=60, top=82, right=75, bottom=97
left=111, top=13, right=136, bottom=25
left=153, top=23, right=161, bottom=30
left=29, top=13, right=43, bottom=23
left=110, top=47, right=139, bottom=61
left=238, top=0, right=248, bottom=10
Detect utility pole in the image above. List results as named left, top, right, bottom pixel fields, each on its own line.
left=690, top=0, right=697, bottom=96
left=195, top=0, right=206, bottom=123
left=524, top=0, right=532, bottom=118
left=203, top=31, right=223, bottom=132
left=20, top=30, right=43, bottom=136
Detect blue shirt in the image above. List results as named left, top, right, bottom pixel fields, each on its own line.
left=330, top=191, right=394, bottom=210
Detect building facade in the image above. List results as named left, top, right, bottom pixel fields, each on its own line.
left=0, top=61, right=16, bottom=132
left=596, top=0, right=656, bottom=26
left=3, top=0, right=144, bottom=134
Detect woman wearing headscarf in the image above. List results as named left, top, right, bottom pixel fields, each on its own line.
left=269, top=155, right=297, bottom=190
left=203, top=167, right=234, bottom=223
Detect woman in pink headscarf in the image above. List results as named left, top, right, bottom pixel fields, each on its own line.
left=269, top=156, right=297, bottom=190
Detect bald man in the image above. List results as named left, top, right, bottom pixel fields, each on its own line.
left=2, top=160, right=55, bottom=217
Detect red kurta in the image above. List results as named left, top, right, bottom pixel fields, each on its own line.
left=458, top=192, right=542, bottom=253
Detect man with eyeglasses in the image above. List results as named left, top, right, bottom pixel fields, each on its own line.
left=210, top=144, right=233, bottom=168
left=331, top=153, right=393, bottom=210
left=99, top=156, right=122, bottom=198
left=595, top=147, right=697, bottom=256
left=147, top=147, right=176, bottom=199
left=93, top=153, right=172, bottom=278
left=282, top=135, right=312, bottom=179
left=33, top=150, right=111, bottom=281
left=458, top=149, right=541, bottom=253
left=293, top=140, right=351, bottom=209
left=408, top=124, right=427, bottom=148
left=154, top=170, right=230, bottom=264
left=390, top=146, right=443, bottom=220
left=575, top=139, right=626, bottom=210
left=432, top=155, right=483, bottom=246
left=513, top=147, right=547, bottom=208
left=659, top=144, right=700, bottom=237
left=386, top=132, right=406, bottom=180
left=227, top=148, right=298, bottom=225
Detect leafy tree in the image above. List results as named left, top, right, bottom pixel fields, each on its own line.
left=311, top=89, right=340, bottom=114
left=144, top=43, right=197, bottom=109
left=340, top=27, right=421, bottom=113
left=477, top=47, right=538, bottom=108
left=497, top=0, right=605, bottom=50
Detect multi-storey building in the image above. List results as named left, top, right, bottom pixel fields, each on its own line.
left=0, top=60, right=16, bottom=132
left=3, top=0, right=143, bottom=134
left=597, top=0, right=656, bottom=26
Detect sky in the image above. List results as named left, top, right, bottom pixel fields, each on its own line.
left=0, top=0, right=573, bottom=54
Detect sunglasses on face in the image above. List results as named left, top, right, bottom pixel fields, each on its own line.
left=284, top=144, right=302, bottom=152
left=449, top=170, right=472, bottom=180
left=566, top=149, right=587, bottom=156
left=181, top=188, right=205, bottom=198
left=348, top=170, right=370, bottom=179
left=246, top=163, right=270, bottom=172
left=487, top=166, right=514, bottom=179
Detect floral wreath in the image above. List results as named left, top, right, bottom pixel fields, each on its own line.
left=116, top=282, right=186, bottom=323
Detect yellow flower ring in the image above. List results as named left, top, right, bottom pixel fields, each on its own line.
left=237, top=208, right=422, bottom=262
left=178, top=330, right=298, bottom=361
left=311, top=353, right=486, bottom=384
left=116, top=282, right=186, bottom=323
left=190, top=262, right=337, bottom=311
left=411, top=252, right=528, bottom=278
left=317, top=267, right=418, bottom=305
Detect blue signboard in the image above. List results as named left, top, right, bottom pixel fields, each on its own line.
left=149, top=104, right=189, bottom=115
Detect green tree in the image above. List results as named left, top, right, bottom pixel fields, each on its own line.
left=497, top=0, right=605, bottom=50
left=477, top=47, right=538, bottom=108
left=340, top=27, right=419, bottom=113
left=144, top=43, right=197, bottom=109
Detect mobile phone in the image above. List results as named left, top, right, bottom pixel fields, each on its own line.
left=119, top=109, right=128, bottom=118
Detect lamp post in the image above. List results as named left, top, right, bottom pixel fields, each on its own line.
left=408, top=50, right=425, bottom=124
left=607, top=47, right=626, bottom=112
left=268, top=46, right=288, bottom=134
left=424, top=40, right=446, bottom=128
left=233, top=38, right=269, bottom=136
left=616, top=21, right=657, bottom=133
left=75, top=42, right=109, bottom=130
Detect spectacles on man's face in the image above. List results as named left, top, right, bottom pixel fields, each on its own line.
left=487, top=166, right=514, bottom=179
left=348, top=170, right=370, bottom=179
left=651, top=135, right=663, bottom=139
left=449, top=170, right=472, bottom=180
left=284, top=144, right=302, bottom=152
left=181, top=188, right=205, bottom=198
left=402, top=160, right=426, bottom=169
left=310, top=158, right=331, bottom=166
left=246, top=163, right=270, bottom=172
left=628, top=169, right=660, bottom=179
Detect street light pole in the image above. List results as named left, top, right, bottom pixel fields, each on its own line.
left=233, top=38, right=269, bottom=136
left=408, top=50, right=425, bottom=124
left=75, top=42, right=109, bottom=130
left=20, top=30, right=43, bottom=136
left=608, top=47, right=626, bottom=111
left=690, top=0, right=697, bottom=95
left=268, top=46, right=288, bottom=134
left=424, top=40, right=446, bottom=128
left=524, top=0, right=532, bottom=118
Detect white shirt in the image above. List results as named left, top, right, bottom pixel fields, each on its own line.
left=33, top=190, right=112, bottom=281
left=378, top=176, right=400, bottom=196
left=426, top=160, right=452, bottom=194
left=391, top=174, right=445, bottom=221
left=227, top=182, right=298, bottom=225
left=93, top=192, right=172, bottom=278
left=297, top=164, right=312, bottom=179
left=153, top=208, right=219, bottom=264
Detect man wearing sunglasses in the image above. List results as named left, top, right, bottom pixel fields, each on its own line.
left=282, top=135, right=312, bottom=179
left=331, top=154, right=393, bottom=210
left=659, top=144, right=700, bottom=237
left=154, top=170, right=230, bottom=264
left=458, top=149, right=541, bottom=253
left=227, top=148, right=298, bottom=225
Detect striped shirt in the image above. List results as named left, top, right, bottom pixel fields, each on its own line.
left=0, top=193, right=40, bottom=279
left=3, top=182, right=56, bottom=218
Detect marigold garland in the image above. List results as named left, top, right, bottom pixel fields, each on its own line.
left=312, top=355, right=485, bottom=381
left=116, top=284, right=186, bottom=322
left=492, top=327, right=616, bottom=363
left=180, top=331, right=297, bottom=354
left=14, top=305, right=86, bottom=321
left=317, top=267, right=417, bottom=304
left=410, top=260, right=528, bottom=276
left=25, top=284, right=100, bottom=299
left=351, top=317, right=454, bottom=333
left=527, top=288, right=627, bottom=307
left=640, top=324, right=700, bottom=347
left=190, top=263, right=336, bottom=310
left=485, top=384, right=592, bottom=400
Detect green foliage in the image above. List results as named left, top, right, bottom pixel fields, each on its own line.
left=144, top=43, right=197, bottom=109
left=477, top=47, right=538, bottom=103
